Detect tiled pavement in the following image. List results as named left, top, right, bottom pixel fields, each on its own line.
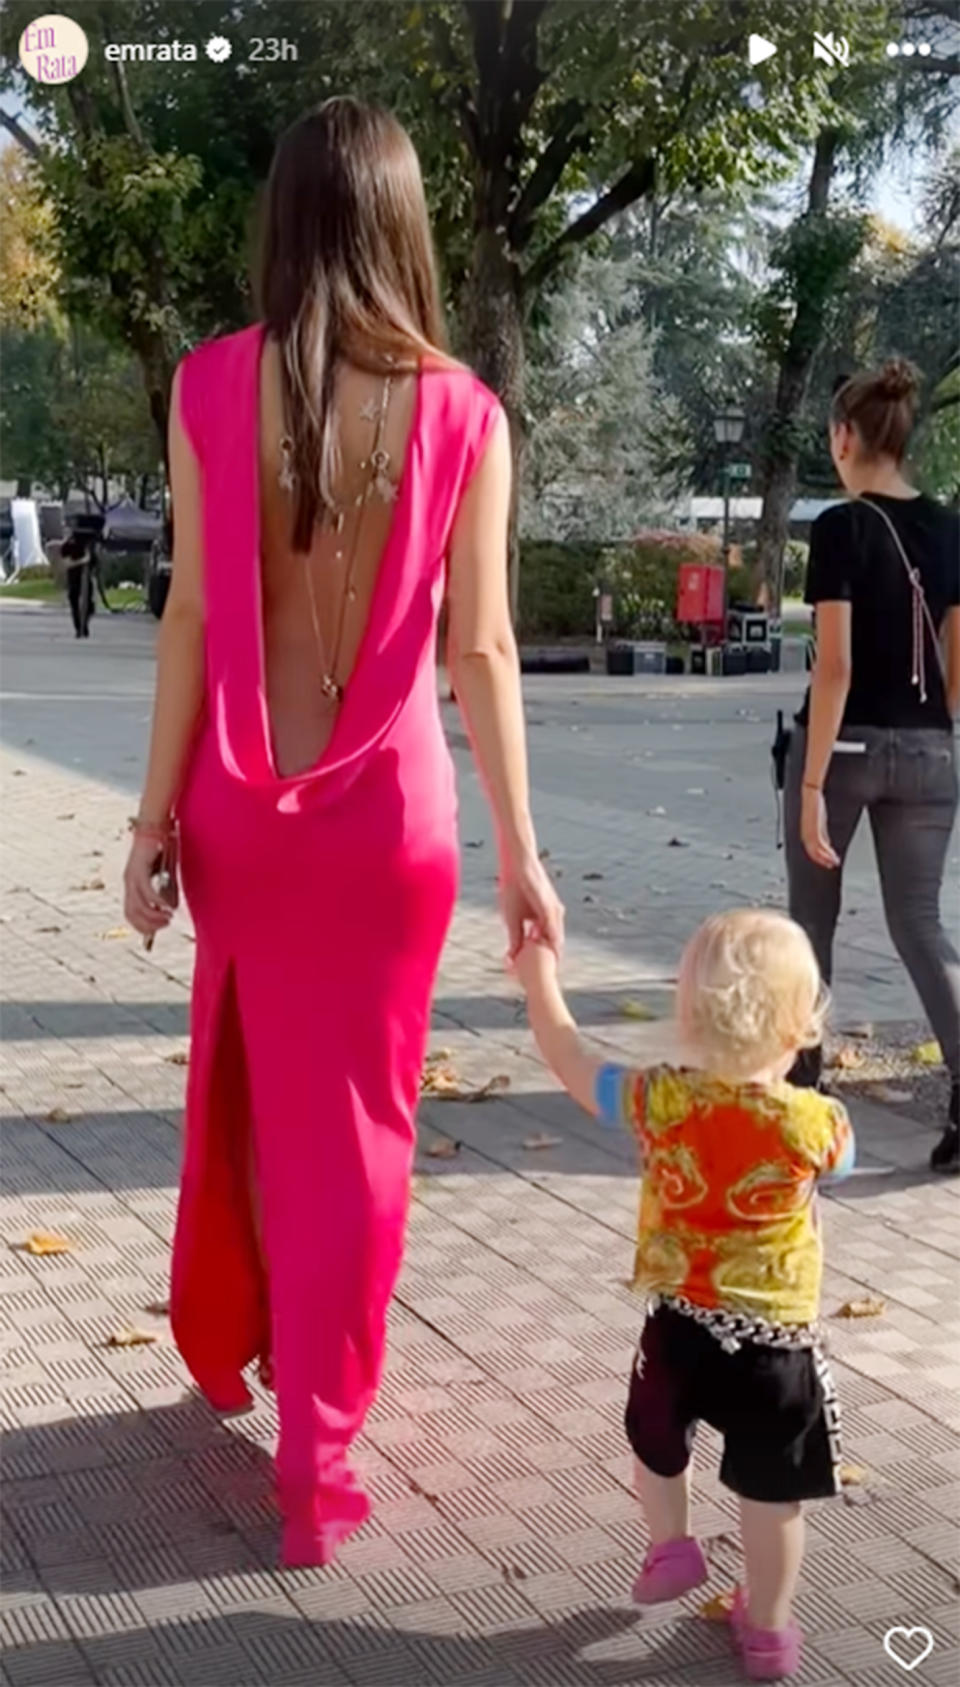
left=1, top=606, right=958, bottom=1686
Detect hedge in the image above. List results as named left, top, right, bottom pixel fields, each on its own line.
left=518, top=530, right=724, bottom=640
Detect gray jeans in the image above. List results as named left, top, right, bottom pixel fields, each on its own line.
left=785, top=726, right=959, bottom=1085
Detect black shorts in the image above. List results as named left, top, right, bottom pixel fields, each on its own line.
left=624, top=1304, right=841, bottom=1504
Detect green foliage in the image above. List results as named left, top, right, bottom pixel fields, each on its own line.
left=519, top=528, right=724, bottom=641
left=913, top=372, right=960, bottom=505
left=609, top=529, right=722, bottom=638
left=517, top=541, right=601, bottom=638
left=521, top=255, right=682, bottom=542
left=738, top=538, right=809, bottom=599
left=0, top=322, right=158, bottom=501
left=755, top=209, right=870, bottom=364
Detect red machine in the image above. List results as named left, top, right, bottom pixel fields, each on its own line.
left=676, top=562, right=725, bottom=627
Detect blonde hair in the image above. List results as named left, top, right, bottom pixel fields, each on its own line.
left=676, top=910, right=826, bottom=1080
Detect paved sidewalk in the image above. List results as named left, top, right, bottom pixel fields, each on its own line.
left=1, top=607, right=958, bottom=1687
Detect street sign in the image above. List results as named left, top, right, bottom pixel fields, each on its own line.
left=726, top=462, right=751, bottom=481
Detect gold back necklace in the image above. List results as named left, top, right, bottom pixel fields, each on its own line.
left=278, top=372, right=396, bottom=707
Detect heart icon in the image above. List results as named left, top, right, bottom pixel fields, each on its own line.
left=883, top=1627, right=934, bottom=1672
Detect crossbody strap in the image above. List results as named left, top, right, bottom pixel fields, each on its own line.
left=857, top=495, right=946, bottom=703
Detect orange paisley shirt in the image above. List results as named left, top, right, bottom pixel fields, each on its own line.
left=595, top=1065, right=854, bottom=1326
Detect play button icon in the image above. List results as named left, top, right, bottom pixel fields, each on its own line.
left=748, top=33, right=778, bottom=65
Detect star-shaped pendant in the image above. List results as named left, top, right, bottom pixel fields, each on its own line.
left=359, top=398, right=378, bottom=423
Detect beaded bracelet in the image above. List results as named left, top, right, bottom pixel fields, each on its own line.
left=128, top=816, right=175, bottom=843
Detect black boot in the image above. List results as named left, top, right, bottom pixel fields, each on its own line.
left=930, top=1081, right=960, bottom=1175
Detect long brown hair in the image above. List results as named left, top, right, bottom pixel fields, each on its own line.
left=257, top=98, right=448, bottom=550
left=831, top=357, right=920, bottom=463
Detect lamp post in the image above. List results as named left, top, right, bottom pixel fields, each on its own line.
left=713, top=402, right=746, bottom=563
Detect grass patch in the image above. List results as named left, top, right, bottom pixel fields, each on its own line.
left=0, top=580, right=145, bottom=610
left=1, top=579, right=62, bottom=601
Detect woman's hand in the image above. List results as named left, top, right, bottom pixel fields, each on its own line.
left=500, top=851, right=564, bottom=961
left=123, top=832, right=177, bottom=940
left=801, top=786, right=840, bottom=869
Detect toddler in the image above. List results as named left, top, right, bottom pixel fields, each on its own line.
left=515, top=909, right=854, bottom=1683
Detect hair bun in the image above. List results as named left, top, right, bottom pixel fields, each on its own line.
left=879, top=357, right=919, bottom=401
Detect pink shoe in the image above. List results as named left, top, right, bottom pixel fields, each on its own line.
left=731, top=1588, right=802, bottom=1680
left=280, top=1479, right=372, bottom=1569
left=631, top=1536, right=709, bottom=1604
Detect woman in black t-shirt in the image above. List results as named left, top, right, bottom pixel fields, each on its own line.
left=786, top=359, right=960, bottom=1173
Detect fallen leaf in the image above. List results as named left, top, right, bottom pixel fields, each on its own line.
left=911, top=1040, right=942, bottom=1066
left=523, top=1133, right=562, bottom=1150
left=106, top=1328, right=159, bottom=1348
left=469, top=1074, right=510, bottom=1103
left=37, top=926, right=62, bottom=935
left=72, top=879, right=106, bottom=893
left=12, top=769, right=26, bottom=777
left=539, top=847, right=551, bottom=861
left=425, top=1138, right=461, bottom=1159
left=21, top=1231, right=73, bottom=1257
left=698, top=1592, right=736, bottom=1621
left=619, top=1000, right=655, bottom=1022
left=57, top=813, right=75, bottom=821
left=829, top=1046, right=864, bottom=1071
left=839, top=1463, right=868, bottom=1486
left=421, top=1055, right=463, bottom=1099
left=833, top=1297, right=886, bottom=1319
left=421, top=1053, right=508, bottom=1104
left=100, top=927, right=132, bottom=941
left=43, top=1108, right=71, bottom=1124
left=164, top=1051, right=189, bottom=1066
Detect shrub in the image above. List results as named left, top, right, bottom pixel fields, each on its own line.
left=608, top=529, right=722, bottom=639
left=518, top=540, right=602, bottom=638
left=518, top=530, right=727, bottom=641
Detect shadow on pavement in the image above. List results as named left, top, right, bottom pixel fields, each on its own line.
left=1, top=1394, right=742, bottom=1685
left=3, top=989, right=674, bottom=1042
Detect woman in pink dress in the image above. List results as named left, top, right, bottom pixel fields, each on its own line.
left=123, top=99, right=563, bottom=1568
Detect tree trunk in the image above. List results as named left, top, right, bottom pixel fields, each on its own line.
left=754, top=129, right=840, bottom=608
left=460, top=226, right=527, bottom=623
left=130, top=327, right=176, bottom=475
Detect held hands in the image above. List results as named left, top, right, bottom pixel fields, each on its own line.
left=512, top=934, right=558, bottom=995
left=500, top=849, right=565, bottom=961
left=801, top=786, right=840, bottom=870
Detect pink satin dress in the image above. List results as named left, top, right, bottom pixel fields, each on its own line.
left=170, top=325, right=500, bottom=1564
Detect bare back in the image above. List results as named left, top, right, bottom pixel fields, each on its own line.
left=257, top=338, right=419, bottom=778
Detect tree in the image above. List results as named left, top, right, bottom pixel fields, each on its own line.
left=520, top=255, right=681, bottom=542
left=0, top=147, right=60, bottom=330
left=751, top=0, right=959, bottom=601
left=752, top=130, right=868, bottom=602
left=1, top=322, right=159, bottom=506
left=606, top=190, right=773, bottom=491
left=0, top=0, right=878, bottom=552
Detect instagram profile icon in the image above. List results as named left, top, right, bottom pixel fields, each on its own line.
left=18, top=14, right=89, bottom=84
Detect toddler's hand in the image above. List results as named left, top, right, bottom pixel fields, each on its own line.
left=513, top=937, right=557, bottom=994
